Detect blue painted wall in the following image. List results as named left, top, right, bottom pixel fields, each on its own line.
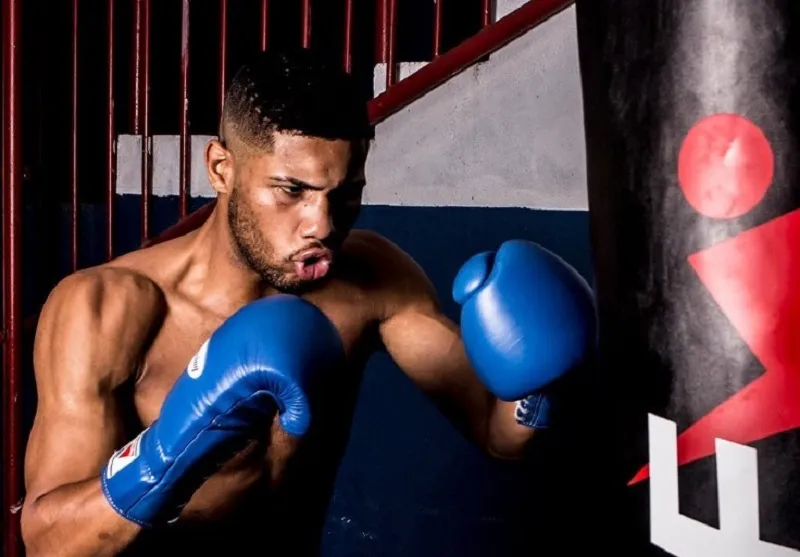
left=20, top=197, right=602, bottom=555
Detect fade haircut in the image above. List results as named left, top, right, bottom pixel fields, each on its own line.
left=220, top=48, right=373, bottom=152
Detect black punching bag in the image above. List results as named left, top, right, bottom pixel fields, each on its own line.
left=575, top=1, right=800, bottom=555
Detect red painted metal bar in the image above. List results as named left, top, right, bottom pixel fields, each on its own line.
left=433, top=0, right=443, bottom=57
left=386, top=0, right=397, bottom=88
left=369, top=0, right=573, bottom=124
left=2, top=0, right=23, bottom=554
left=179, top=0, right=191, bottom=219
left=301, top=0, right=311, bottom=49
left=71, top=0, right=80, bottom=271
left=343, top=0, right=353, bottom=73
left=482, top=0, right=492, bottom=28
left=376, top=0, right=386, bottom=62
left=106, top=0, right=116, bottom=261
left=260, top=0, right=269, bottom=51
left=131, top=0, right=142, bottom=133
left=139, top=0, right=152, bottom=243
left=219, top=0, right=227, bottom=117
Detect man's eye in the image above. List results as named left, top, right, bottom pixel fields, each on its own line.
left=280, top=186, right=304, bottom=196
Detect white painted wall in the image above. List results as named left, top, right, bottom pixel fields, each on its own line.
left=116, top=3, right=586, bottom=212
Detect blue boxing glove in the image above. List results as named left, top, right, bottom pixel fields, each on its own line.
left=101, top=294, right=343, bottom=527
left=453, top=240, right=595, bottom=428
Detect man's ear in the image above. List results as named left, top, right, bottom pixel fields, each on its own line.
left=205, top=138, right=234, bottom=195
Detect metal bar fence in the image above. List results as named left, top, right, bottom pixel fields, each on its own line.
left=139, top=0, right=152, bottom=243
left=302, top=0, right=312, bottom=48
left=106, top=0, right=116, bottom=261
left=433, top=0, right=443, bottom=58
left=179, top=0, right=191, bottom=219
left=0, top=3, right=571, bottom=556
left=2, top=0, right=24, bottom=555
left=219, top=0, right=228, bottom=117
left=260, top=0, right=269, bottom=51
left=343, top=0, right=353, bottom=73
left=71, top=0, right=80, bottom=271
left=482, top=0, right=492, bottom=28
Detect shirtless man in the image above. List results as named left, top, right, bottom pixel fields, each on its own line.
left=19, top=49, right=595, bottom=556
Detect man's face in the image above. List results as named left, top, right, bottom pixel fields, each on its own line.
left=227, top=132, right=366, bottom=293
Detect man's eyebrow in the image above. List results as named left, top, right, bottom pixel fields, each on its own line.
left=269, top=176, right=366, bottom=190
left=269, top=176, right=324, bottom=190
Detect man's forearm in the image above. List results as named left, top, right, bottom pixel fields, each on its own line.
left=22, top=477, right=141, bottom=557
left=485, top=398, right=539, bottom=459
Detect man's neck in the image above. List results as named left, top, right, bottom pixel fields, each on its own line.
left=181, top=205, right=266, bottom=317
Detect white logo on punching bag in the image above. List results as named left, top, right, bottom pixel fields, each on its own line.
left=647, top=414, right=800, bottom=556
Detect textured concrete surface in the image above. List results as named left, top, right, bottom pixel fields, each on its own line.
left=363, top=4, right=585, bottom=209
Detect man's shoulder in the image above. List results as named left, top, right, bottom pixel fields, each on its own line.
left=45, top=262, right=166, bottom=319
left=342, top=230, right=414, bottom=266
left=341, top=230, right=421, bottom=281
left=340, top=230, right=437, bottom=312
left=33, top=263, right=168, bottom=391
left=342, top=229, right=401, bottom=254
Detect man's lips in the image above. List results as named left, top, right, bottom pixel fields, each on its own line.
left=292, top=248, right=333, bottom=281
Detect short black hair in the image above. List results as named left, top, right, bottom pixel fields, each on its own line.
left=221, top=48, right=373, bottom=151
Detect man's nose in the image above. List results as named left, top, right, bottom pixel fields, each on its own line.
left=299, top=196, right=334, bottom=241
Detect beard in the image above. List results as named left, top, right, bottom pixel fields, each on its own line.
left=227, top=186, right=316, bottom=294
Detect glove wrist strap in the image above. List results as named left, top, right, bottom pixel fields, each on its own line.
left=515, top=393, right=552, bottom=429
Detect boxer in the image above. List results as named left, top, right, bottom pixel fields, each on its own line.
left=20, top=49, right=595, bottom=556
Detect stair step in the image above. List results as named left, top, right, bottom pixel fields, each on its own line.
left=495, top=0, right=530, bottom=21
left=373, top=61, right=429, bottom=97
left=370, top=1, right=534, bottom=97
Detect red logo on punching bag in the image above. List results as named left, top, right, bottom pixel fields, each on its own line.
left=629, top=113, right=800, bottom=485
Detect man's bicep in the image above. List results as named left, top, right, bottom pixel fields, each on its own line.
left=372, top=236, right=472, bottom=389
left=364, top=232, right=492, bottom=433
left=25, top=270, right=160, bottom=501
left=379, top=301, right=494, bottom=446
left=379, top=302, right=469, bottom=389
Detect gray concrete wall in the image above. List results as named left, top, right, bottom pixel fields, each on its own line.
left=363, top=4, right=586, bottom=210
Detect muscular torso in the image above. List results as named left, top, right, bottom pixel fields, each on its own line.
left=114, top=232, right=389, bottom=555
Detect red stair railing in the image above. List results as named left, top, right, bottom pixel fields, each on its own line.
left=370, top=0, right=573, bottom=123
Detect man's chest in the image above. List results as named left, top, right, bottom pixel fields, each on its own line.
left=123, top=287, right=378, bottom=522
left=133, top=286, right=379, bottom=427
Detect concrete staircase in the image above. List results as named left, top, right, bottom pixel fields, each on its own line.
left=373, top=0, right=538, bottom=96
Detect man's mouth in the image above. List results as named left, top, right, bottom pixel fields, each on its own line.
left=292, top=248, right=333, bottom=281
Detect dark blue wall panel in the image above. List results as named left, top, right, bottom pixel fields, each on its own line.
left=19, top=197, right=602, bottom=556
